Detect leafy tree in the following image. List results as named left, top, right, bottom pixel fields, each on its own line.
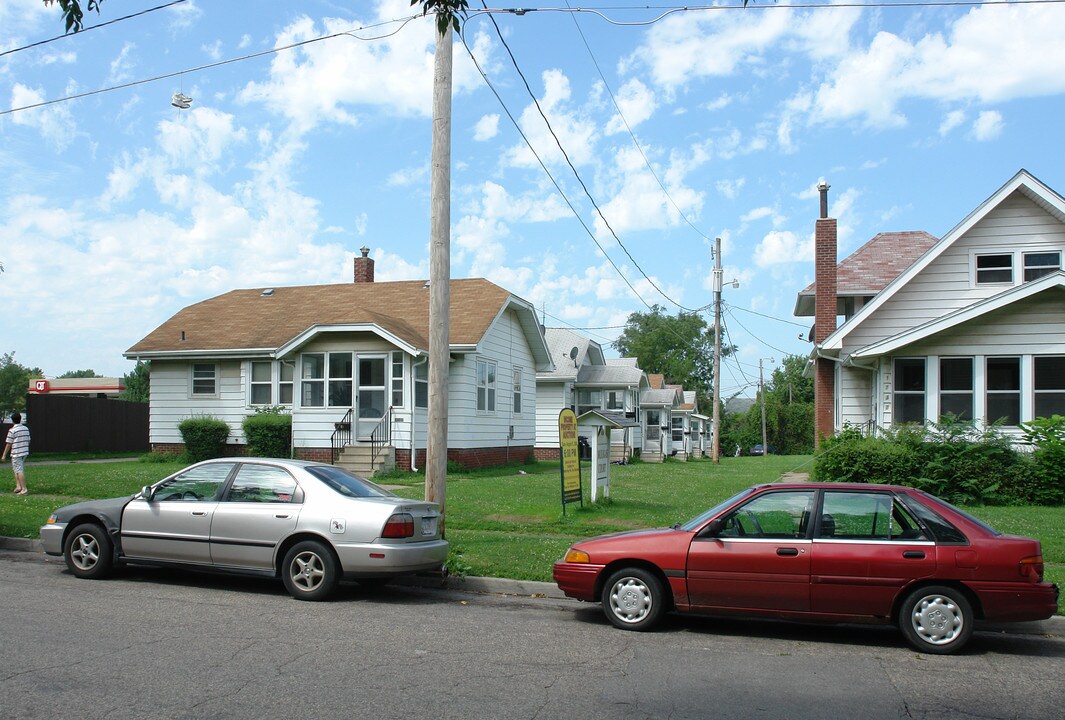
left=43, top=0, right=102, bottom=33
left=614, top=305, right=728, bottom=408
left=120, top=361, right=151, bottom=403
left=719, top=354, right=814, bottom=455
left=0, top=352, right=44, bottom=418
left=58, top=369, right=100, bottom=379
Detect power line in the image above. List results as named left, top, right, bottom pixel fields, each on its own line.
left=1, top=1, right=188, bottom=59
left=540, top=310, right=619, bottom=345
left=727, top=303, right=809, bottom=329
left=724, top=305, right=796, bottom=356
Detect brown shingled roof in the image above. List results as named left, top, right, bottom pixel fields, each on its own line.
left=127, top=278, right=511, bottom=355
left=795, top=231, right=938, bottom=317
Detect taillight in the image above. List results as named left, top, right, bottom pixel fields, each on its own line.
left=1019, top=555, right=1044, bottom=582
left=382, top=513, right=414, bottom=538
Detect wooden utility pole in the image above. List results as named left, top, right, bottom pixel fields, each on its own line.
left=425, top=21, right=453, bottom=530
left=711, top=237, right=723, bottom=464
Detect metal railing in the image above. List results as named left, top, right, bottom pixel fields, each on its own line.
left=369, top=406, right=393, bottom=467
left=330, top=408, right=352, bottom=465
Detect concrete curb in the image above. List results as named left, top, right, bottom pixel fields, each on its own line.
left=2, top=534, right=1058, bottom=636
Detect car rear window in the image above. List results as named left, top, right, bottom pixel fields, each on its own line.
left=305, top=465, right=397, bottom=498
left=901, top=494, right=979, bottom=544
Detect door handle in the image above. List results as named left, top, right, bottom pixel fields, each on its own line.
left=777, top=547, right=799, bottom=557
left=192, top=511, right=208, bottom=517
left=274, top=514, right=290, bottom=519
left=903, top=551, right=926, bottom=559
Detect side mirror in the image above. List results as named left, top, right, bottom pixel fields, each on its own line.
left=141, top=485, right=154, bottom=501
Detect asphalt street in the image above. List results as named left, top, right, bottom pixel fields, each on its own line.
left=1, top=546, right=1063, bottom=720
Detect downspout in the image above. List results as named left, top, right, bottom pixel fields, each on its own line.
left=411, top=355, right=428, bottom=472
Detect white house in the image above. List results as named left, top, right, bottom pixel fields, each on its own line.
left=641, top=374, right=681, bottom=461
left=125, top=252, right=553, bottom=472
left=797, top=169, right=1065, bottom=437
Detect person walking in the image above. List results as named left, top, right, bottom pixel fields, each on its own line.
left=2, top=412, right=30, bottom=495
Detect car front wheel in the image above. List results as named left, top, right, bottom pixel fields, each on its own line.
left=63, top=523, right=114, bottom=579
left=282, top=541, right=339, bottom=601
left=601, top=567, right=666, bottom=631
left=898, top=585, right=974, bottom=654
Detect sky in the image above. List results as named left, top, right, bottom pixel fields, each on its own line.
left=2, top=0, right=1065, bottom=400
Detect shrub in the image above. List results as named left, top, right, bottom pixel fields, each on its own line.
left=1021, top=415, right=1065, bottom=505
left=140, top=450, right=184, bottom=464
left=178, top=417, right=230, bottom=463
left=242, top=413, right=291, bottom=458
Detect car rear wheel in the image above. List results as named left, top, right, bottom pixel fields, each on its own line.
left=282, top=541, right=339, bottom=601
left=898, top=585, right=974, bottom=654
left=63, top=523, right=113, bottom=579
left=601, top=567, right=666, bottom=631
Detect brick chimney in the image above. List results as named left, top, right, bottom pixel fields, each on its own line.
left=814, top=182, right=837, bottom=447
left=353, top=246, right=374, bottom=283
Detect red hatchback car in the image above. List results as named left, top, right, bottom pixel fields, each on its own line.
left=553, top=483, right=1058, bottom=654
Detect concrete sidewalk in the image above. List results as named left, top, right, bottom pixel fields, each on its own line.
left=2, top=534, right=1060, bottom=638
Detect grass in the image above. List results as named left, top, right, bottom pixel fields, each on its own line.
left=1, top=454, right=1060, bottom=613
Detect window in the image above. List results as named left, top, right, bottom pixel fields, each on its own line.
left=301, top=354, right=325, bottom=407
left=279, top=362, right=294, bottom=405
left=819, top=491, right=927, bottom=541
left=672, top=416, right=684, bottom=443
left=986, top=357, right=1020, bottom=425
left=606, top=391, right=624, bottom=410
left=414, top=361, right=428, bottom=409
left=577, top=389, right=601, bottom=416
left=250, top=361, right=272, bottom=405
left=191, top=363, right=217, bottom=396
left=1024, top=251, right=1061, bottom=281
left=892, top=358, right=926, bottom=424
left=476, top=360, right=496, bottom=412
left=976, top=253, right=1013, bottom=284
left=939, top=357, right=973, bottom=421
left=717, top=490, right=815, bottom=539
left=225, top=464, right=298, bottom=503
left=1034, top=356, right=1065, bottom=418
left=513, top=368, right=522, bottom=414
left=391, top=352, right=404, bottom=407
left=153, top=462, right=233, bottom=501
left=329, top=353, right=353, bottom=407
left=645, top=409, right=660, bottom=441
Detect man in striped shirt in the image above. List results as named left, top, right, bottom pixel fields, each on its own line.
left=2, top=412, right=30, bottom=495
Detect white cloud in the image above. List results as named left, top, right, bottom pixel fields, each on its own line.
left=971, top=110, right=1003, bottom=141
left=9, top=83, right=78, bottom=150
left=753, top=230, right=813, bottom=267
left=503, top=69, right=599, bottom=169
left=473, top=113, right=499, bottom=141
left=604, top=78, right=656, bottom=135
left=593, top=146, right=705, bottom=239
left=716, top=177, right=746, bottom=200
left=939, top=109, right=966, bottom=136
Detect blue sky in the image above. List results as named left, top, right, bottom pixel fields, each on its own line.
left=2, top=0, right=1064, bottom=399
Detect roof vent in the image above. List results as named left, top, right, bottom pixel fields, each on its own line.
left=261, top=288, right=274, bottom=297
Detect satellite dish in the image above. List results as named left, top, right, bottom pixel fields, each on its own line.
left=569, top=346, right=579, bottom=368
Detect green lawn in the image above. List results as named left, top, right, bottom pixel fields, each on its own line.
left=2, top=455, right=1060, bottom=612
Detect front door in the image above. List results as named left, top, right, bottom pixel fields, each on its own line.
left=356, top=354, right=387, bottom=440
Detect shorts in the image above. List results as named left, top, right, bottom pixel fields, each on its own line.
left=11, top=456, right=25, bottom=474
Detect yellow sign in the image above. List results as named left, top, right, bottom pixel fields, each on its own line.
left=558, top=408, right=582, bottom=509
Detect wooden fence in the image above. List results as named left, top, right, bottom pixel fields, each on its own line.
left=7, top=394, right=150, bottom=454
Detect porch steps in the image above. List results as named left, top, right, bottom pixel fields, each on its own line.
left=335, top=444, right=395, bottom=478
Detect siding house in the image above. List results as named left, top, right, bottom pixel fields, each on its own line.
left=797, top=169, right=1065, bottom=438
left=125, top=253, right=552, bottom=472
left=642, top=374, right=681, bottom=461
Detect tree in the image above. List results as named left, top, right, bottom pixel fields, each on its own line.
left=58, top=369, right=101, bottom=379
left=614, top=305, right=727, bottom=408
left=721, top=354, right=814, bottom=455
left=120, top=361, right=150, bottom=403
left=42, top=0, right=102, bottom=33
left=0, top=352, right=44, bottom=418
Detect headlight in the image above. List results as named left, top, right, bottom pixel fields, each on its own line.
left=564, top=548, right=590, bottom=563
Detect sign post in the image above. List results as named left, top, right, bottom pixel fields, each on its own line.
left=558, top=408, right=582, bottom=513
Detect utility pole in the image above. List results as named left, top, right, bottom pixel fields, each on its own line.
left=711, top=237, right=722, bottom=464
left=425, top=21, right=453, bottom=532
left=759, top=358, right=768, bottom=458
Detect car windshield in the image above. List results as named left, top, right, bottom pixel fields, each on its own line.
left=679, top=487, right=756, bottom=531
left=304, top=465, right=396, bottom=499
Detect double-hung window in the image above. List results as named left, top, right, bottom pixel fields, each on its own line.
left=391, top=352, right=404, bottom=407
left=986, top=357, right=1020, bottom=425
left=250, top=361, right=272, bottom=405
left=513, top=368, right=522, bottom=414
left=939, top=357, right=973, bottom=421
left=892, top=358, right=926, bottom=424
left=301, top=354, right=325, bottom=407
left=476, top=360, right=496, bottom=412
left=414, top=361, right=428, bottom=409
left=1034, top=356, right=1065, bottom=419
left=328, top=353, right=353, bottom=407
left=279, top=362, right=294, bottom=405
left=192, top=363, right=218, bottom=397
left=576, top=389, right=601, bottom=416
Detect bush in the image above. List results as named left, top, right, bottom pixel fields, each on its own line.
left=1021, top=415, right=1065, bottom=505
left=178, top=417, right=230, bottom=463
left=242, top=413, right=291, bottom=458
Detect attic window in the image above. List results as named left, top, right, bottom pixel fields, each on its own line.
left=975, top=254, right=1012, bottom=284
left=1023, top=252, right=1060, bottom=281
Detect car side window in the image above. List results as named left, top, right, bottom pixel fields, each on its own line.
left=155, top=463, right=234, bottom=501
left=225, top=464, right=299, bottom=503
left=717, top=490, right=815, bottom=539
left=819, top=491, right=928, bottom=541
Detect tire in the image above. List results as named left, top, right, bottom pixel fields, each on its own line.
left=898, top=585, right=974, bottom=654
left=601, top=567, right=667, bottom=631
left=281, top=541, right=339, bottom=601
left=63, top=523, right=114, bottom=579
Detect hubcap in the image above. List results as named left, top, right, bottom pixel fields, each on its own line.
left=71, top=534, right=99, bottom=570
left=911, top=595, right=963, bottom=645
left=290, top=551, right=325, bottom=592
left=609, top=577, right=652, bottom=624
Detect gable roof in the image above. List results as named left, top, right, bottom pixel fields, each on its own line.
left=820, top=169, right=1065, bottom=352
left=576, top=364, right=648, bottom=388
left=540, top=327, right=604, bottom=380
left=794, top=231, right=939, bottom=317
left=126, top=278, right=551, bottom=369
left=646, top=373, right=666, bottom=390
left=641, top=388, right=678, bottom=407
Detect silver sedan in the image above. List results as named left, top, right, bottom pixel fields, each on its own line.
left=40, top=457, right=448, bottom=600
